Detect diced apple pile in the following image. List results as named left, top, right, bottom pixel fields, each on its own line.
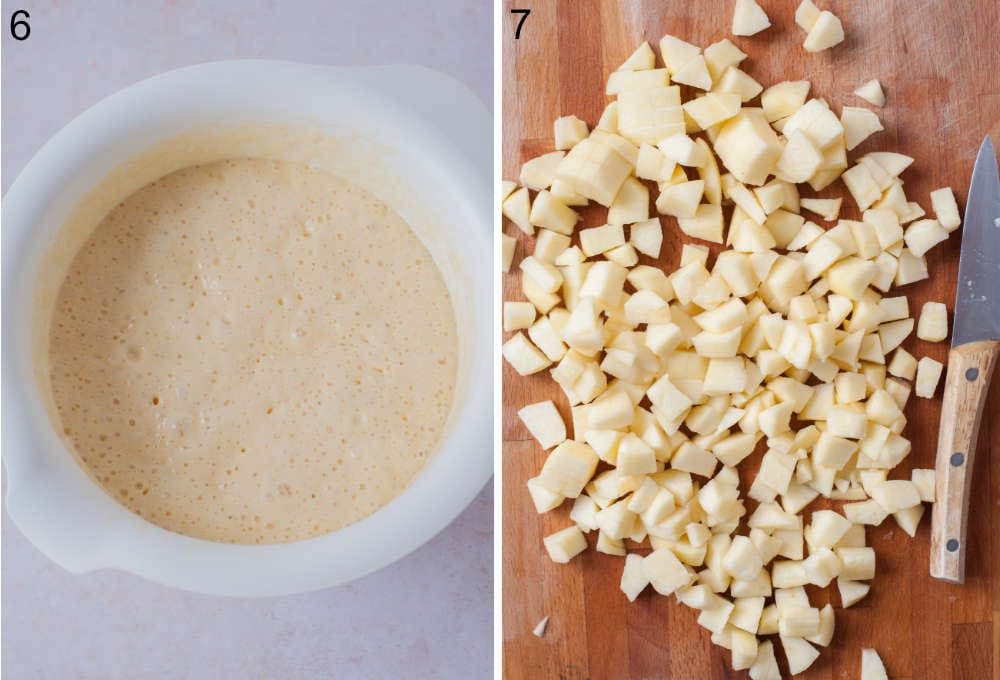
left=503, top=12, right=962, bottom=679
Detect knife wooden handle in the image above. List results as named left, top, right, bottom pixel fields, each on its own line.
left=929, top=339, right=1000, bottom=583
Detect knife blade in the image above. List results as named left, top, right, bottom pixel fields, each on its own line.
left=952, top=135, right=1000, bottom=347
left=930, top=135, right=1000, bottom=584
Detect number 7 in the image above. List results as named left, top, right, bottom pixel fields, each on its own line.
left=511, top=9, right=530, bottom=40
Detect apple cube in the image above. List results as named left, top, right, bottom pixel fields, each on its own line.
left=580, top=224, right=625, bottom=257
left=520, top=151, right=565, bottom=190
left=501, top=233, right=517, bottom=272
left=678, top=204, right=725, bottom=243
left=617, top=86, right=686, bottom=145
left=895, top=248, right=929, bottom=286
left=749, top=639, right=781, bottom=680
left=502, top=186, right=533, bottom=235
left=841, top=107, right=884, bottom=151
left=644, top=546, right=694, bottom=595
left=803, top=10, right=844, bottom=52
left=605, top=68, right=670, bottom=95
left=539, top=440, right=600, bottom=498
left=893, top=503, right=925, bottom=537
left=915, top=356, right=944, bottom=398
left=904, top=218, right=949, bottom=257
left=716, top=67, right=764, bottom=102
left=930, top=187, right=961, bottom=231
left=781, top=636, right=820, bottom=675
left=713, top=109, right=783, bottom=186
left=630, top=218, right=664, bottom=257
left=761, top=80, right=810, bottom=123
left=842, top=164, right=883, bottom=211
left=704, top=38, right=748, bottom=81
left=503, top=332, right=551, bottom=375
left=672, top=54, right=712, bottom=90
left=543, top=525, right=588, bottom=563
left=878, top=318, right=914, bottom=354
left=557, top=138, right=634, bottom=207
left=795, top=0, right=821, bottom=30
left=806, top=604, right=835, bottom=647
left=504, top=301, right=536, bottom=332
left=732, top=0, right=771, bottom=36
left=836, top=546, right=876, bottom=580
left=776, top=131, right=822, bottom=183
left=861, top=648, right=889, bottom=680
left=656, top=180, right=705, bottom=218
left=554, top=115, right=589, bottom=151
left=911, top=468, right=935, bottom=502
left=917, top=302, right=948, bottom=342
left=620, top=553, right=650, bottom=601
left=855, top=79, right=886, bottom=107
left=518, top=401, right=567, bottom=450
left=526, top=476, right=564, bottom=513
left=838, top=578, right=870, bottom=607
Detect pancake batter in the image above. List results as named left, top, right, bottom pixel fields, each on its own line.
left=47, top=158, right=457, bottom=544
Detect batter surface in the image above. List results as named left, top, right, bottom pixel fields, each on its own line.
left=47, top=158, right=457, bottom=543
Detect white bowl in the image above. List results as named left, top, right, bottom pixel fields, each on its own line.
left=1, top=60, right=493, bottom=597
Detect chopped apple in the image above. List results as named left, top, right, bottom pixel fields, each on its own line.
left=930, top=187, right=961, bottom=231
left=605, top=68, right=670, bottom=95
left=803, top=10, right=844, bottom=52
left=672, top=55, right=713, bottom=90
left=503, top=332, right=551, bottom=375
left=776, top=130, right=823, bottom=183
left=656, top=180, right=705, bottom=218
left=713, top=108, right=783, bottom=186
left=781, top=636, right=820, bottom=675
left=799, top=197, right=841, bottom=221
left=915, top=356, right=943, bottom=398
left=732, top=0, right=771, bottom=36
left=715, top=67, right=763, bottom=102
left=501, top=233, right=517, bottom=272
left=855, top=79, right=886, bottom=107
left=916, top=301, right=948, bottom=342
left=904, top=218, right=949, bottom=257
left=761, top=81, right=810, bottom=123
left=618, top=42, right=656, bottom=72
left=554, top=116, right=590, bottom=151
left=794, top=0, right=821, bottom=31
left=539, top=440, right=600, bottom=498
left=644, top=546, right=694, bottom=595
left=911, top=468, right=935, bottom=502
left=749, top=640, right=781, bottom=680
left=630, top=218, right=664, bottom=257
left=557, top=138, right=634, bottom=207
left=838, top=578, right=870, bottom=607
left=861, top=648, right=889, bottom=680
left=543, top=525, right=588, bottom=563
left=678, top=204, right=725, bottom=243
left=520, top=151, right=566, bottom=190
left=683, top=92, right=743, bottom=129
left=504, top=301, right=537, bottom=332
left=704, top=38, right=748, bottom=82
left=526, top=477, right=564, bottom=513
left=620, top=553, right=649, bottom=601
left=783, top=99, right=844, bottom=150
left=502, top=187, right=533, bottom=235
left=841, top=107, right=884, bottom=151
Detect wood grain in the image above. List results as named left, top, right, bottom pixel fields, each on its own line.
left=502, top=1, right=1000, bottom=678
left=931, top=340, right=1000, bottom=584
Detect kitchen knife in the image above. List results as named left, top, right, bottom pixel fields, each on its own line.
left=930, top=135, right=1000, bottom=583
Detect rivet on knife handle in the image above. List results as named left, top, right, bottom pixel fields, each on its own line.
left=929, top=340, right=999, bottom=583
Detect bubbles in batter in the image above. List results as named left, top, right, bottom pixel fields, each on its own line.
left=48, top=159, right=458, bottom=544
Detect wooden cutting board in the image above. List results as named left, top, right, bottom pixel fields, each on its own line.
left=501, top=1, right=1000, bottom=678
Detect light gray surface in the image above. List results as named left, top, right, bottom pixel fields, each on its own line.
left=1, top=2, right=493, bottom=678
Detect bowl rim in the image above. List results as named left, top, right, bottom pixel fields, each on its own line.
left=1, top=59, right=493, bottom=597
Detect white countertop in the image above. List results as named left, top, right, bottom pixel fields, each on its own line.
left=1, top=1, right=493, bottom=678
